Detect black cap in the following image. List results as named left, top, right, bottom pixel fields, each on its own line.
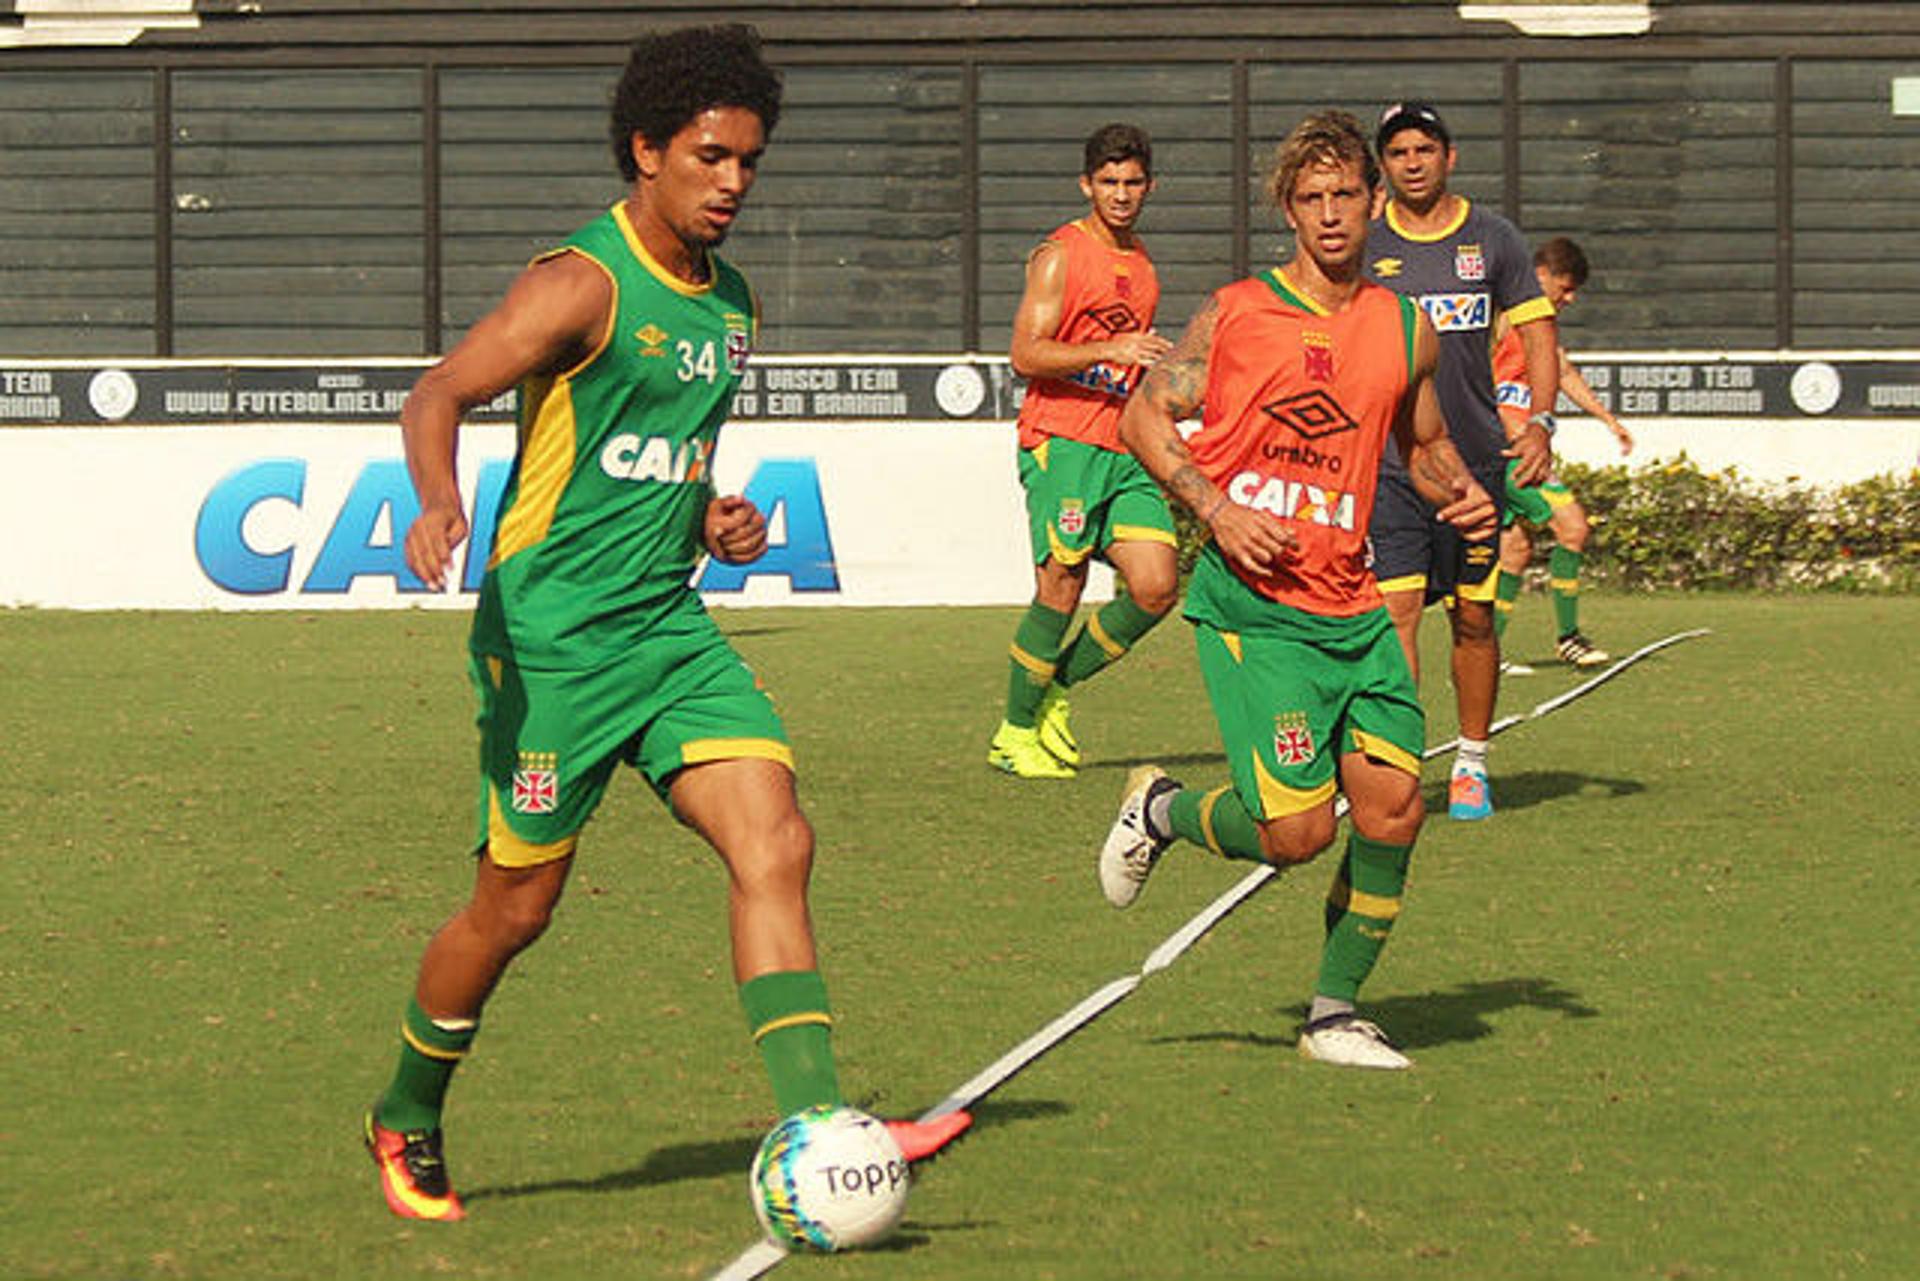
left=1376, top=101, right=1451, bottom=153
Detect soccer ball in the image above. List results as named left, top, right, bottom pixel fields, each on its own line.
left=750, top=1104, right=910, bottom=1252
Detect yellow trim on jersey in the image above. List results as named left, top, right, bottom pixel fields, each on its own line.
left=489, top=246, right=618, bottom=570
left=1384, top=196, right=1472, bottom=243
left=486, top=790, right=579, bottom=868
left=1253, top=751, right=1338, bottom=818
left=1110, top=523, right=1179, bottom=547
left=1046, top=524, right=1097, bottom=566
left=1269, top=267, right=1330, bottom=316
left=751, top=1011, right=834, bottom=1042
left=1328, top=875, right=1403, bottom=921
left=1009, top=643, right=1057, bottom=679
left=612, top=200, right=715, bottom=297
left=1376, top=573, right=1427, bottom=596
left=1196, top=785, right=1232, bottom=857
left=489, top=382, right=580, bottom=568
left=1033, top=438, right=1051, bottom=470
left=681, top=738, right=796, bottom=770
left=1352, top=729, right=1422, bottom=778
left=1218, top=630, right=1244, bottom=662
left=1505, top=295, right=1557, bottom=327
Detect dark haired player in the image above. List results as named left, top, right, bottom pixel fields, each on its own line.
left=988, top=122, right=1180, bottom=778
left=1490, top=236, right=1634, bottom=671
left=1101, top=111, right=1496, bottom=1069
left=362, top=24, right=966, bottom=1222
left=1364, top=101, right=1557, bottom=821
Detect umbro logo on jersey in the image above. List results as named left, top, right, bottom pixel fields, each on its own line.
left=1372, top=257, right=1403, bottom=278
left=1261, top=389, right=1358, bottom=440
left=634, top=323, right=669, bottom=355
left=1087, top=302, right=1143, bottom=334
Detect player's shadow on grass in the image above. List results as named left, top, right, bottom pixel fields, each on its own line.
left=1422, top=768, right=1643, bottom=815
left=1092, top=750, right=1227, bottom=775
left=463, top=1135, right=760, bottom=1204
left=463, top=1101, right=1069, bottom=1208
left=1160, top=976, right=1599, bottom=1053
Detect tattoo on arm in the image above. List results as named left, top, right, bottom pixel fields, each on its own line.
left=1167, top=461, right=1213, bottom=514
left=1138, top=293, right=1219, bottom=419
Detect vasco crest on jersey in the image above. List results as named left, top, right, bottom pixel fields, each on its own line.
left=724, top=327, right=752, bottom=376
left=1454, top=243, right=1486, bottom=282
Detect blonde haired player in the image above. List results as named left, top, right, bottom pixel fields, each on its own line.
left=1099, top=111, right=1495, bottom=1069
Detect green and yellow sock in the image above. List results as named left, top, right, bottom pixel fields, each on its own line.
left=740, top=969, right=841, bottom=1116
left=1493, top=567, right=1522, bottom=640
left=375, top=997, right=478, bottom=1134
left=1164, top=785, right=1268, bottom=864
left=1549, top=545, right=1584, bottom=636
left=1056, top=593, right=1165, bottom=689
left=1005, top=602, right=1073, bottom=729
left=1316, top=832, right=1413, bottom=1002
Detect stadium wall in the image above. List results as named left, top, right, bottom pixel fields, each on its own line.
left=2, top=353, right=1915, bottom=612
left=5, top=3, right=1920, bottom=358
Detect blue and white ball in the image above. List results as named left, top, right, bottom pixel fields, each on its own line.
left=750, top=1104, right=910, bottom=1252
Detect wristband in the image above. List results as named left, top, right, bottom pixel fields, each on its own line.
left=1526, top=411, right=1558, bottom=437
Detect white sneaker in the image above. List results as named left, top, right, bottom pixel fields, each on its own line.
left=1097, top=765, right=1175, bottom=909
left=1297, top=1015, right=1412, bottom=1070
left=1499, top=658, right=1536, bottom=677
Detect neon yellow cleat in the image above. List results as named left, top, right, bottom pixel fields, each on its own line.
left=988, top=721, right=1076, bottom=779
left=1034, top=686, right=1081, bottom=767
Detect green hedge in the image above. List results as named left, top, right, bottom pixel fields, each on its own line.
left=1547, top=457, right=1920, bottom=592
left=1169, top=456, right=1920, bottom=593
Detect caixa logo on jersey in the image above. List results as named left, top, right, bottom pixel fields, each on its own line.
left=192, top=456, right=839, bottom=597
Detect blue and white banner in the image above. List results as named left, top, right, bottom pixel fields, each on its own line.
left=0, top=420, right=1106, bottom=610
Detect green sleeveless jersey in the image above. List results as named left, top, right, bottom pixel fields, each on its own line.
left=470, top=202, right=756, bottom=669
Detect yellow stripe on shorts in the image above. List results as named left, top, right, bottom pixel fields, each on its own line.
left=486, top=789, right=579, bottom=868
left=682, top=738, right=796, bottom=769
left=1351, top=729, right=1421, bottom=778
left=1376, top=572, right=1427, bottom=596
left=1110, top=523, right=1179, bottom=547
left=1253, top=750, right=1337, bottom=818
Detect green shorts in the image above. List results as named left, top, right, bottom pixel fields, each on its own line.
left=1019, top=435, right=1176, bottom=567
left=1192, top=605, right=1424, bottom=820
left=469, top=601, right=791, bottom=867
left=1503, top=458, right=1575, bottom=528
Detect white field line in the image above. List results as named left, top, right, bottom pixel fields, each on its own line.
left=710, top=628, right=1711, bottom=1279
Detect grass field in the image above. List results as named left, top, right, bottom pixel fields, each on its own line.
left=3, top=595, right=1916, bottom=1280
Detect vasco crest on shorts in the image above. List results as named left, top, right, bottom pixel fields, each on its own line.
left=1273, top=712, right=1316, bottom=765
left=512, top=750, right=558, bottom=814
left=1057, top=499, right=1087, bottom=536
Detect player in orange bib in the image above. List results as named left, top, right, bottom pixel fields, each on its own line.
left=1097, top=110, right=1495, bottom=1070
left=988, top=123, right=1181, bottom=779
left=1490, top=236, right=1636, bottom=671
